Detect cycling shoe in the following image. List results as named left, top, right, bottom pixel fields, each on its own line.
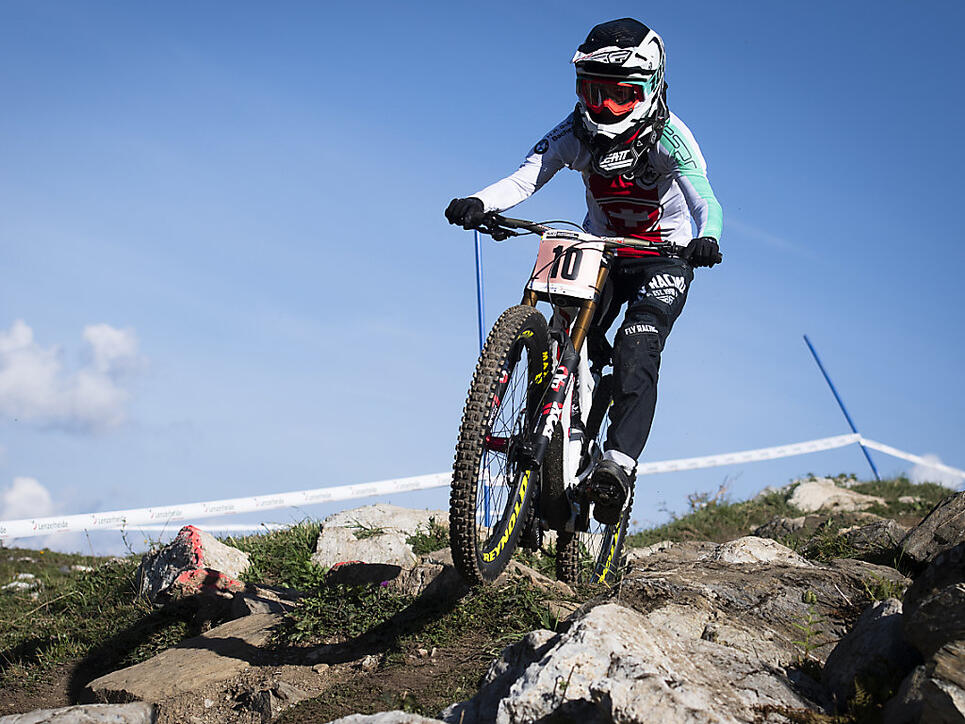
left=587, top=459, right=631, bottom=525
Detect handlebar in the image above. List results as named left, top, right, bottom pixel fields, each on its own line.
left=474, top=212, right=681, bottom=255
left=471, top=213, right=547, bottom=240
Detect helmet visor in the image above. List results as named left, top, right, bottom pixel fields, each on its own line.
left=577, top=78, right=646, bottom=117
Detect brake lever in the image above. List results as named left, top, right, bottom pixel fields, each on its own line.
left=475, top=213, right=519, bottom=241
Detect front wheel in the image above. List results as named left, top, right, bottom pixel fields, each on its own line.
left=450, top=306, right=550, bottom=584
left=556, top=374, right=633, bottom=585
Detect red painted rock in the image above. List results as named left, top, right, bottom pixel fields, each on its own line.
left=138, top=525, right=250, bottom=603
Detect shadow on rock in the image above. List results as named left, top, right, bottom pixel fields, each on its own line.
left=66, top=599, right=205, bottom=703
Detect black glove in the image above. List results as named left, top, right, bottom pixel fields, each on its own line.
left=681, top=237, right=722, bottom=268
left=445, top=197, right=486, bottom=230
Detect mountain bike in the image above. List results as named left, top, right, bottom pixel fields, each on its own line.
left=449, top=214, right=678, bottom=586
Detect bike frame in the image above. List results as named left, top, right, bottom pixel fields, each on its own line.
left=517, top=256, right=611, bottom=484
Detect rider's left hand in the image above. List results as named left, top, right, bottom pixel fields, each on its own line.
left=682, top=237, right=722, bottom=268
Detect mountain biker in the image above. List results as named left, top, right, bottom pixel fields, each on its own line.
left=445, top=18, right=723, bottom=525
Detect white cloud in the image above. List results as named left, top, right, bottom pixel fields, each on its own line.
left=0, top=477, right=54, bottom=520
left=909, top=454, right=963, bottom=490
left=83, top=323, right=140, bottom=375
left=0, top=320, right=143, bottom=431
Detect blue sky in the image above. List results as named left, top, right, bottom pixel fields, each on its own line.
left=2, top=1, right=963, bottom=552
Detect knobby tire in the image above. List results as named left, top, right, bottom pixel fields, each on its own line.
left=450, top=305, right=549, bottom=585
left=556, top=374, right=633, bottom=585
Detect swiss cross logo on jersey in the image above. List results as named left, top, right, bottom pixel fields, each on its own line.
left=588, top=174, right=663, bottom=238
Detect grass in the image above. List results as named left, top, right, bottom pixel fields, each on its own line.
left=515, top=545, right=558, bottom=579
left=625, top=488, right=799, bottom=548
left=407, top=579, right=558, bottom=653
left=860, top=574, right=907, bottom=602
left=274, top=575, right=558, bottom=653
left=850, top=476, right=953, bottom=518
left=276, top=583, right=413, bottom=645
left=406, top=518, right=449, bottom=556
left=226, top=521, right=327, bottom=591
left=351, top=523, right=387, bottom=541
left=625, top=474, right=954, bottom=555
left=800, top=520, right=862, bottom=562
left=0, top=548, right=195, bottom=696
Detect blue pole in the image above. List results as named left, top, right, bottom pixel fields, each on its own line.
left=474, top=230, right=486, bottom=353
left=475, top=230, right=491, bottom=526
left=803, top=335, right=881, bottom=481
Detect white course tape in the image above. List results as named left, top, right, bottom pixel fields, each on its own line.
left=859, top=438, right=965, bottom=479
left=133, top=524, right=290, bottom=533
left=636, top=433, right=861, bottom=475
left=0, top=472, right=450, bottom=541
left=1, top=434, right=960, bottom=541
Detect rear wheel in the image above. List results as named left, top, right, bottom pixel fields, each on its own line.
left=556, top=374, right=633, bottom=585
left=450, top=306, right=550, bottom=584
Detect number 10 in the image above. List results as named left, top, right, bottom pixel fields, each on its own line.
left=550, top=246, right=583, bottom=280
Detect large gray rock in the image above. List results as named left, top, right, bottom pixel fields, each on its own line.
left=882, top=643, right=965, bottom=724
left=86, top=613, right=281, bottom=702
left=753, top=515, right=814, bottom=540
left=882, top=665, right=928, bottom=724
left=788, top=478, right=885, bottom=513
left=442, top=630, right=557, bottom=723
left=903, top=584, right=965, bottom=660
left=311, top=504, right=447, bottom=569
left=901, top=491, right=965, bottom=567
left=839, top=519, right=908, bottom=559
left=822, top=599, right=918, bottom=709
left=921, top=666, right=965, bottom=724
left=0, top=705, right=155, bottom=723
left=711, top=536, right=812, bottom=567
left=614, top=541, right=909, bottom=667
left=902, top=543, right=965, bottom=659
left=137, top=525, right=249, bottom=604
left=443, top=603, right=820, bottom=724
left=932, top=639, right=965, bottom=691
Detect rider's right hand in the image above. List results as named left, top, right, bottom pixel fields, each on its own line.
left=445, top=197, right=486, bottom=230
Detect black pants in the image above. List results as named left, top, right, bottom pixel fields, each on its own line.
left=589, top=256, right=693, bottom=462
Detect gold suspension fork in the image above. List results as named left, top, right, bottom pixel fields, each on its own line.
left=569, top=260, right=610, bottom=351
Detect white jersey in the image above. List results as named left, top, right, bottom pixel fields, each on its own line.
left=472, top=112, right=722, bottom=254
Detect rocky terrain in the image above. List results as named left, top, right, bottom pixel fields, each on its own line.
left=1, top=476, right=963, bottom=723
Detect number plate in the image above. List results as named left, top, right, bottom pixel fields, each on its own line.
left=526, top=232, right=604, bottom=301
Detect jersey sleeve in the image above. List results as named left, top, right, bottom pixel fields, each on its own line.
left=658, top=118, right=723, bottom=241
left=471, top=115, right=578, bottom=213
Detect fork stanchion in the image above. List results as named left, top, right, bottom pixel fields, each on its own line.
left=475, top=229, right=492, bottom=527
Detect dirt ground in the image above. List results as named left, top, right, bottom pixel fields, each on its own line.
left=0, top=664, right=75, bottom=718
left=0, top=620, right=498, bottom=723
left=276, top=629, right=495, bottom=723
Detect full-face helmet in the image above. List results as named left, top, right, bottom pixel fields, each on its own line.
left=572, top=18, right=669, bottom=177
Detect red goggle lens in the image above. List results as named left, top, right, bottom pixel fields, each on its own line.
left=577, top=78, right=645, bottom=116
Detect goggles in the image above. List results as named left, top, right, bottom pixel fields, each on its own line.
left=577, top=77, right=648, bottom=117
